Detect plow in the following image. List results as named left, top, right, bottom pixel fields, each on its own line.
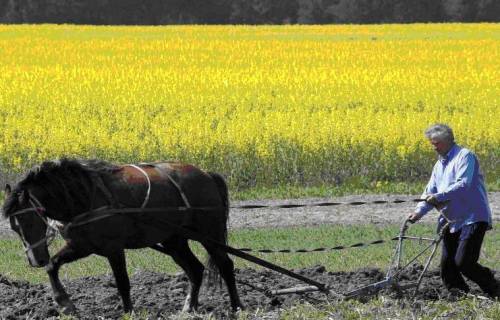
left=269, top=217, right=448, bottom=300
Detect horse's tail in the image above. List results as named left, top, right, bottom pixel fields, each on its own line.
left=206, top=172, right=229, bottom=286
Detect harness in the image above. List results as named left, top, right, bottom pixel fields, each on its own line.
left=126, top=163, right=192, bottom=209
left=9, top=163, right=196, bottom=251
left=127, top=164, right=151, bottom=208
left=9, top=192, right=59, bottom=253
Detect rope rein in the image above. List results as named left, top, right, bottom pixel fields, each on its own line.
left=230, top=198, right=428, bottom=210
left=237, top=236, right=436, bottom=254
left=9, top=195, right=443, bottom=254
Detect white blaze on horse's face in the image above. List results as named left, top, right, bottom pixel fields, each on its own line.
left=10, top=207, right=50, bottom=268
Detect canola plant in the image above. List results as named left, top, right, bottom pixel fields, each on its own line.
left=0, top=24, right=498, bottom=189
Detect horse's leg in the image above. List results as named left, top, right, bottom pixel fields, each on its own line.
left=106, top=250, right=133, bottom=313
left=152, top=238, right=205, bottom=312
left=46, top=244, right=90, bottom=315
left=203, top=244, right=244, bottom=312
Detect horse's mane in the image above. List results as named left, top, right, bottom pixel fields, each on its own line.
left=2, top=159, right=120, bottom=218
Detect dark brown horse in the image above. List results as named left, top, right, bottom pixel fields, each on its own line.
left=2, top=159, right=243, bottom=315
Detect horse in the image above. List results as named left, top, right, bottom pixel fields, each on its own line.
left=2, top=158, right=243, bottom=315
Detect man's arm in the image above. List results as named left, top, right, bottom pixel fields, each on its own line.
left=433, top=152, right=475, bottom=203
left=409, top=165, right=438, bottom=223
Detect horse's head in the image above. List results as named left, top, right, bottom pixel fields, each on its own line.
left=3, top=184, right=50, bottom=267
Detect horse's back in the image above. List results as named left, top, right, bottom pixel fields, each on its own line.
left=154, top=162, right=223, bottom=206
left=77, top=162, right=228, bottom=252
left=106, top=162, right=222, bottom=208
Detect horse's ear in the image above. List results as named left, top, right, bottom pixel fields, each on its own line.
left=4, top=184, right=11, bottom=198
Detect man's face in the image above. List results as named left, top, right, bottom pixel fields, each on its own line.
left=429, top=138, right=451, bottom=156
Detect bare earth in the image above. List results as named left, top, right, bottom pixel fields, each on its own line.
left=229, top=192, right=500, bottom=230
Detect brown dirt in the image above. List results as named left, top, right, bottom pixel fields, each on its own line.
left=1, top=266, right=497, bottom=319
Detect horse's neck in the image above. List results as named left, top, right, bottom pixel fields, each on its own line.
left=37, top=190, right=87, bottom=222
left=45, top=172, right=121, bottom=221
left=41, top=200, right=75, bottom=222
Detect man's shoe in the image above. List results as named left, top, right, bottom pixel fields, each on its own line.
left=490, top=281, right=500, bottom=299
left=485, top=280, right=500, bottom=300
left=447, top=287, right=469, bottom=298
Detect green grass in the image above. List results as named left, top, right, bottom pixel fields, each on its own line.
left=1, top=224, right=498, bottom=284
left=232, top=180, right=428, bottom=200
left=276, top=298, right=500, bottom=320
left=233, top=177, right=500, bottom=200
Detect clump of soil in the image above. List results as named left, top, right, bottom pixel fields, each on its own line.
left=0, top=266, right=496, bottom=319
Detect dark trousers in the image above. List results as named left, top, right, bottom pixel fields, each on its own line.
left=441, top=222, right=496, bottom=295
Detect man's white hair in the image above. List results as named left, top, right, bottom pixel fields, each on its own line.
left=424, top=123, right=454, bottom=144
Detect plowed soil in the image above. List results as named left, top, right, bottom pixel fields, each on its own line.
left=1, top=265, right=497, bottom=320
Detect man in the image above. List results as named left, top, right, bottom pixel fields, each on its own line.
left=408, top=123, right=498, bottom=298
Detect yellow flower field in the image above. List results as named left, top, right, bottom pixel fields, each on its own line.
left=0, top=24, right=498, bottom=189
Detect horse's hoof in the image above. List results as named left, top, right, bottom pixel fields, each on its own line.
left=181, top=305, right=198, bottom=313
left=181, top=296, right=198, bottom=313
left=60, top=304, right=77, bottom=316
left=232, top=304, right=245, bottom=313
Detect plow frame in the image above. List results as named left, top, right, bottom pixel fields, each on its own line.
left=342, top=218, right=448, bottom=299
left=271, top=217, right=449, bottom=299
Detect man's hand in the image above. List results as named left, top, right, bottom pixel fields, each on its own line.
left=408, top=212, right=422, bottom=224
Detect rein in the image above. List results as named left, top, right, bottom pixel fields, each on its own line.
left=64, top=205, right=222, bottom=230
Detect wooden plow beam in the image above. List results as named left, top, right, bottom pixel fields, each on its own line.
left=142, top=213, right=445, bottom=300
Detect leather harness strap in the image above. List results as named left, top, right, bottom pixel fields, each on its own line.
left=127, top=164, right=152, bottom=208
left=152, top=164, right=192, bottom=209
left=126, top=163, right=192, bottom=209
left=164, top=171, right=192, bottom=209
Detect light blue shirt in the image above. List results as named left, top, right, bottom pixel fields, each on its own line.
left=415, top=144, right=492, bottom=233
